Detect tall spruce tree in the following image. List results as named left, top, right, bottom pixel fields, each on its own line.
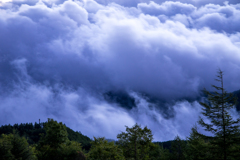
left=198, top=69, right=240, bottom=160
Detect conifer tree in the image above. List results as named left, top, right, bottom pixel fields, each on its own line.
left=185, top=126, right=212, bottom=160
left=170, top=135, right=186, bottom=160
left=198, top=69, right=240, bottom=160
left=40, top=118, right=68, bottom=148
left=148, top=142, right=171, bottom=160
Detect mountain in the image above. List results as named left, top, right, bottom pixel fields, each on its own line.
left=104, top=89, right=240, bottom=114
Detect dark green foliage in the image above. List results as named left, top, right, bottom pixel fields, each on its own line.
left=158, top=147, right=171, bottom=160
left=39, top=119, right=68, bottom=148
left=66, top=127, right=91, bottom=151
left=0, top=120, right=91, bottom=150
left=37, top=119, right=86, bottom=160
left=0, top=134, right=14, bottom=160
left=36, top=119, right=68, bottom=160
left=37, top=141, right=85, bottom=160
left=117, top=123, right=153, bottom=160
left=185, top=127, right=212, bottom=160
left=11, top=133, right=37, bottom=160
left=148, top=142, right=171, bottom=160
left=148, top=143, right=161, bottom=160
left=170, top=135, right=186, bottom=160
left=0, top=133, right=37, bottom=160
left=155, top=141, right=173, bottom=150
left=87, top=137, right=125, bottom=160
left=198, top=69, right=240, bottom=160
left=0, top=122, right=45, bottom=144
left=0, top=124, right=14, bottom=134
left=61, top=141, right=86, bottom=160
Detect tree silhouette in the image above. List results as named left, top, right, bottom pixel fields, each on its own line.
left=198, top=69, right=240, bottom=160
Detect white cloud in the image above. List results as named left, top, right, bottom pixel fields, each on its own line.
left=84, top=0, right=105, bottom=13
left=138, top=1, right=196, bottom=16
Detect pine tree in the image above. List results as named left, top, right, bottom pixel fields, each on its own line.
left=198, top=69, right=240, bottom=160
left=185, top=126, right=212, bottom=160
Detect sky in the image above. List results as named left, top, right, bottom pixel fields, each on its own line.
left=0, top=0, right=240, bottom=141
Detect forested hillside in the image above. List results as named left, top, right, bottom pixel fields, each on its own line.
left=0, top=120, right=91, bottom=150
left=0, top=117, right=239, bottom=160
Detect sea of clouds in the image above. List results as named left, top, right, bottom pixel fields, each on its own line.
left=0, top=0, right=240, bottom=141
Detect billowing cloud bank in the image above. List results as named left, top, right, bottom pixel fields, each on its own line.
left=0, top=0, right=240, bottom=141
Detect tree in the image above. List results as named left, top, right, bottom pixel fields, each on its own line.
left=170, top=135, right=186, bottom=160
left=185, top=126, right=212, bottom=160
left=158, top=146, right=171, bottom=160
left=0, top=133, right=37, bottom=160
left=197, top=69, right=240, bottom=160
left=37, top=118, right=85, bottom=160
left=11, top=133, right=37, bottom=160
left=61, top=141, right=86, bottom=160
left=148, top=142, right=171, bottom=160
left=117, top=123, right=153, bottom=160
left=40, top=118, right=68, bottom=148
left=87, top=137, right=125, bottom=160
left=0, top=134, right=14, bottom=160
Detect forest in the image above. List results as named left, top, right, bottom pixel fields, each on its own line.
left=0, top=70, right=240, bottom=160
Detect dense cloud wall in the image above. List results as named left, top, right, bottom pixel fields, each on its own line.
left=0, top=0, right=240, bottom=141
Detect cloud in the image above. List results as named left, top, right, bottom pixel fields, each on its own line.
left=94, top=0, right=240, bottom=7
left=137, top=1, right=240, bottom=33
left=0, top=0, right=240, bottom=141
left=138, top=1, right=196, bottom=16
left=192, top=3, right=240, bottom=33
left=83, top=0, right=105, bottom=13
left=0, top=63, right=203, bottom=140
left=128, top=92, right=204, bottom=140
left=2, top=0, right=240, bottom=8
